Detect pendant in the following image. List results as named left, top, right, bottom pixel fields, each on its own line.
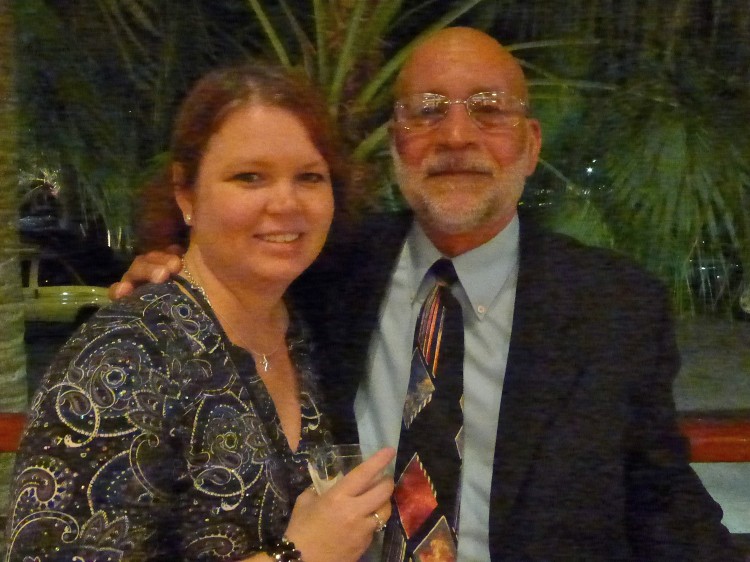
left=260, top=354, right=270, bottom=372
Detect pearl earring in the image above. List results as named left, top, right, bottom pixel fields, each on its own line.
left=184, top=214, right=192, bottom=225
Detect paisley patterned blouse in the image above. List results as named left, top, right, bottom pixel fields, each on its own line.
left=5, top=279, right=331, bottom=561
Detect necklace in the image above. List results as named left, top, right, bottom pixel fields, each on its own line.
left=180, top=258, right=287, bottom=372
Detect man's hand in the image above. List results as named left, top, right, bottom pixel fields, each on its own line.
left=109, top=245, right=184, bottom=300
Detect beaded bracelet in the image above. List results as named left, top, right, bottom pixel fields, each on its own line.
left=267, top=536, right=303, bottom=561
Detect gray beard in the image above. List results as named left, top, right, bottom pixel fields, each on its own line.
left=391, top=147, right=528, bottom=235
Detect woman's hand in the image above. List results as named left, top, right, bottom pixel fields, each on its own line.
left=108, top=245, right=184, bottom=299
left=285, top=447, right=396, bottom=562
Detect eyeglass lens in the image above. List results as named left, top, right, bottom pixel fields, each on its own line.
left=396, top=92, right=526, bottom=130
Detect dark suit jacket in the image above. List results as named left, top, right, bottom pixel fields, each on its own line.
left=293, top=211, right=742, bottom=561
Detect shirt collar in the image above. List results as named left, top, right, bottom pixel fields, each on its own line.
left=405, top=214, right=520, bottom=319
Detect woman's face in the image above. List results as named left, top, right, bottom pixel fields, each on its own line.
left=177, top=103, right=334, bottom=290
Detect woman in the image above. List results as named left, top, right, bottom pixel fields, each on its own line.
left=6, top=63, right=394, bottom=562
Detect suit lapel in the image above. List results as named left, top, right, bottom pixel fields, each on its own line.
left=347, top=214, right=412, bottom=356
left=322, top=213, right=413, bottom=441
left=489, top=220, right=584, bottom=546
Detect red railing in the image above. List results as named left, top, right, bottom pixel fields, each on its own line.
left=0, top=412, right=26, bottom=453
left=678, top=415, right=750, bottom=462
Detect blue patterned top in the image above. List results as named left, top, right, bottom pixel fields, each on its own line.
left=5, top=278, right=331, bottom=561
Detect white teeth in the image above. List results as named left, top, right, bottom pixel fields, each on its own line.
left=260, top=233, right=300, bottom=243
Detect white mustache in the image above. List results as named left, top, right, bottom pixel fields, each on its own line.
left=425, top=156, right=493, bottom=176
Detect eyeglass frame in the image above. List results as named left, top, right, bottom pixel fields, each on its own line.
left=392, top=91, right=530, bottom=132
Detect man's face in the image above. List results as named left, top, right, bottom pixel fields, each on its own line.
left=391, top=32, right=541, bottom=252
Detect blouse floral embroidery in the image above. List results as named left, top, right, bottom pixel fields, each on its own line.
left=5, top=279, right=331, bottom=561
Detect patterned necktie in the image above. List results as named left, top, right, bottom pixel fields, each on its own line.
left=382, top=258, right=464, bottom=562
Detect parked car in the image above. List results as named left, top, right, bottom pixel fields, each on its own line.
left=17, top=212, right=61, bottom=236
left=737, top=282, right=750, bottom=321
left=688, top=249, right=749, bottom=320
left=21, top=249, right=110, bottom=325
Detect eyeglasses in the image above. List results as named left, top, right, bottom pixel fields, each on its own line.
left=393, top=91, right=529, bottom=132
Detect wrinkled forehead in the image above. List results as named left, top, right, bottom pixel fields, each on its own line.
left=395, top=32, right=528, bottom=102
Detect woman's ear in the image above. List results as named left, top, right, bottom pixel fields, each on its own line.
left=172, top=163, right=194, bottom=226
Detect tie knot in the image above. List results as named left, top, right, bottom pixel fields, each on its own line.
left=430, top=258, right=458, bottom=287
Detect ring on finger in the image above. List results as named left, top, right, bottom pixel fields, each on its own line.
left=372, top=512, right=387, bottom=533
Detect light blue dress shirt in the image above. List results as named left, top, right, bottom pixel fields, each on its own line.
left=355, top=215, right=520, bottom=561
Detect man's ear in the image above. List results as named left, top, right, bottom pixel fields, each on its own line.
left=523, top=118, right=543, bottom=177
left=172, top=163, right=194, bottom=224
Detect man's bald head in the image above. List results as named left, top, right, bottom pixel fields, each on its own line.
left=395, top=27, right=529, bottom=103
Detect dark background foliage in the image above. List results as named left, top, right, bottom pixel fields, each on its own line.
left=12, top=0, right=750, bottom=317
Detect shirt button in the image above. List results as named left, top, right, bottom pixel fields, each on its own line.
left=477, top=305, right=487, bottom=315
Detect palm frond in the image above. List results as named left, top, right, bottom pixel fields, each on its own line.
left=247, top=0, right=292, bottom=67
left=353, top=0, right=489, bottom=111
left=278, top=0, right=315, bottom=75
left=353, top=122, right=390, bottom=162
left=328, top=0, right=370, bottom=110
left=312, top=0, right=329, bottom=84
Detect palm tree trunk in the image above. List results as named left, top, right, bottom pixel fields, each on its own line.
left=0, top=0, right=28, bottom=517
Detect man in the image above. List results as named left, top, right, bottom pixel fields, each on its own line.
left=112, top=27, right=742, bottom=561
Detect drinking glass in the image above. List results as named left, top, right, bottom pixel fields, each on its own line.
left=308, top=443, right=363, bottom=494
